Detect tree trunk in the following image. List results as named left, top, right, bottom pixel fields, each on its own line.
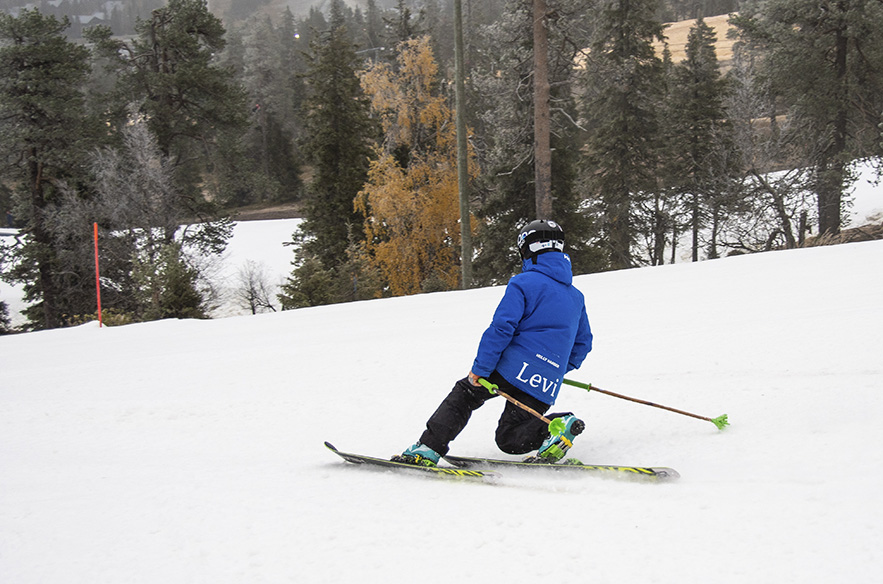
left=708, top=202, right=719, bottom=259
left=651, top=194, right=666, bottom=266
left=28, top=154, right=60, bottom=329
left=691, top=192, right=700, bottom=262
left=454, top=0, right=473, bottom=288
left=817, top=27, right=849, bottom=237
left=607, top=187, right=632, bottom=269
left=533, top=0, right=552, bottom=219
left=816, top=159, right=845, bottom=236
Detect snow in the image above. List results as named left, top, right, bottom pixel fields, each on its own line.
left=207, top=218, right=301, bottom=318
left=3, top=224, right=883, bottom=582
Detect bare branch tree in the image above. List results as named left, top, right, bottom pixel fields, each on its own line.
left=235, top=259, right=278, bottom=315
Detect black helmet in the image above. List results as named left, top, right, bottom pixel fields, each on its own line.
left=517, top=219, right=565, bottom=260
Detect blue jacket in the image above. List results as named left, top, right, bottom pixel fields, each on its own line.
left=471, top=252, right=593, bottom=405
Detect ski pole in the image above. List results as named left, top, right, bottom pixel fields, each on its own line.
left=563, top=378, right=729, bottom=430
left=477, top=378, right=568, bottom=436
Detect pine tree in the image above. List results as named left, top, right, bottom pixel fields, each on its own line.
left=732, top=0, right=883, bottom=236
left=579, top=0, right=666, bottom=270
left=86, top=0, right=248, bottom=229
left=364, top=0, right=384, bottom=51
left=229, top=14, right=302, bottom=205
left=132, top=241, right=207, bottom=321
left=0, top=300, right=11, bottom=334
left=299, top=0, right=377, bottom=270
left=469, top=0, right=600, bottom=283
left=665, top=17, right=735, bottom=261
left=0, top=9, right=96, bottom=329
left=277, top=0, right=379, bottom=308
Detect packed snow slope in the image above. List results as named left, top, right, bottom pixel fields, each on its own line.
left=2, top=239, right=882, bottom=584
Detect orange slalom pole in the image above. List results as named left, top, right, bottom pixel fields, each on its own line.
left=93, top=222, right=102, bottom=327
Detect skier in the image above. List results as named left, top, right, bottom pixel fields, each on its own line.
left=395, top=219, right=593, bottom=467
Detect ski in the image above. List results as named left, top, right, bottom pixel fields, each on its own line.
left=443, top=453, right=680, bottom=481
left=324, top=442, right=500, bottom=483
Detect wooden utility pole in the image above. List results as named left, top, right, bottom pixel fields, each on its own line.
left=454, top=0, right=473, bottom=288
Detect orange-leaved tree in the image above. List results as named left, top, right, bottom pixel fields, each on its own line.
left=356, top=36, right=477, bottom=296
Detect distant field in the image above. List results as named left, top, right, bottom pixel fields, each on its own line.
left=575, top=14, right=736, bottom=71
left=655, top=14, right=736, bottom=66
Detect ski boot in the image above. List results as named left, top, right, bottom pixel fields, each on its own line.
left=391, top=442, right=441, bottom=467
left=534, top=415, right=585, bottom=463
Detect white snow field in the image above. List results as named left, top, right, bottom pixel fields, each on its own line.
left=2, top=233, right=882, bottom=583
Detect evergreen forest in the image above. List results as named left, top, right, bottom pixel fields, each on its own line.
left=1, top=0, right=881, bottom=333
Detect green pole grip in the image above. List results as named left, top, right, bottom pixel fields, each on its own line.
left=477, top=377, right=498, bottom=394
left=563, top=378, right=592, bottom=391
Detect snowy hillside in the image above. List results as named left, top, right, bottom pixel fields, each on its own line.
left=2, top=235, right=882, bottom=583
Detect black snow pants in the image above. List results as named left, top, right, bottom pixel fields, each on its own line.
left=418, top=371, right=572, bottom=456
